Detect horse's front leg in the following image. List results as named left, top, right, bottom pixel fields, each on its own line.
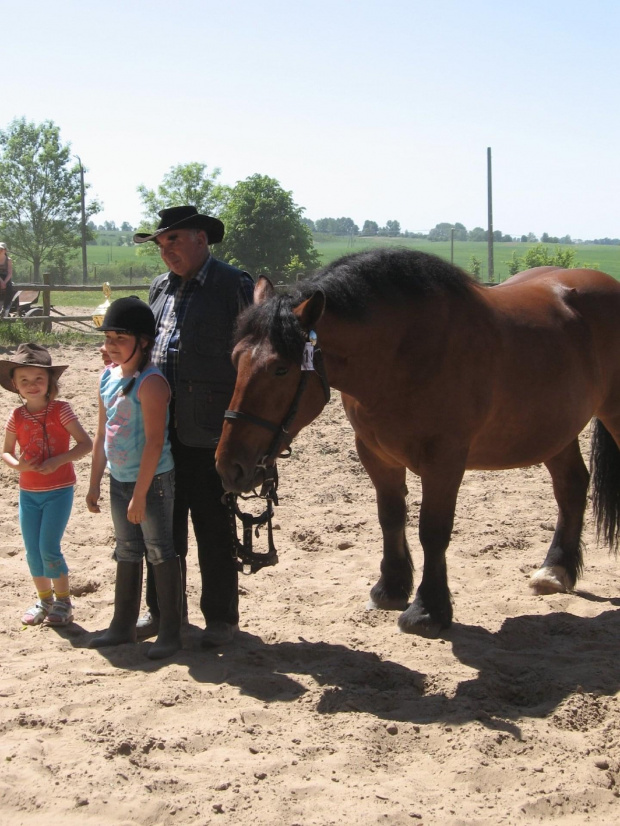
left=355, top=437, right=413, bottom=610
left=398, top=456, right=466, bottom=637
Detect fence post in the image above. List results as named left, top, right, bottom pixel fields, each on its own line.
left=42, top=272, right=52, bottom=333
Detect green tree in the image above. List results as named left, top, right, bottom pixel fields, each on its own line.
left=0, top=118, right=100, bottom=280
left=453, top=222, right=468, bottom=241
left=218, top=174, right=320, bottom=280
left=362, top=220, right=378, bottom=236
left=137, top=162, right=229, bottom=221
left=136, top=162, right=230, bottom=260
left=469, top=256, right=482, bottom=279
left=428, top=222, right=454, bottom=241
left=314, top=217, right=358, bottom=235
left=468, top=226, right=487, bottom=241
left=507, top=244, right=579, bottom=276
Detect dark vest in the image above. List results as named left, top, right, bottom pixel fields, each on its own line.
left=150, top=257, right=253, bottom=449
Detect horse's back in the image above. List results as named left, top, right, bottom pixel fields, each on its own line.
left=498, top=265, right=620, bottom=295
left=489, top=267, right=620, bottom=324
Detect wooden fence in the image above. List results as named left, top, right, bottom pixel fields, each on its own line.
left=3, top=282, right=150, bottom=334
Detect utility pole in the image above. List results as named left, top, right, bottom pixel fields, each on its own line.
left=76, top=155, right=88, bottom=284
left=487, top=147, right=494, bottom=282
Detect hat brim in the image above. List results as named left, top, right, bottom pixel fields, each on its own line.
left=133, top=214, right=224, bottom=245
left=0, top=361, right=68, bottom=394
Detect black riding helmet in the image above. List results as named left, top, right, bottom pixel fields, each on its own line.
left=99, top=297, right=156, bottom=339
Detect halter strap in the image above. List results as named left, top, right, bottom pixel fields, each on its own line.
left=222, top=331, right=331, bottom=574
left=224, top=332, right=330, bottom=466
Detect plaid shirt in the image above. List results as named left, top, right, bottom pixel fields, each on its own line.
left=151, top=256, right=212, bottom=395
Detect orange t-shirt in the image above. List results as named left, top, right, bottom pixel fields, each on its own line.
left=6, top=401, right=77, bottom=491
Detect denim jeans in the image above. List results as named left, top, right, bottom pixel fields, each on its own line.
left=109, top=469, right=175, bottom=565
left=19, top=485, right=74, bottom=578
left=145, top=438, right=239, bottom=625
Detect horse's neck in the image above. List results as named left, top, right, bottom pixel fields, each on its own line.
left=317, top=318, right=371, bottom=397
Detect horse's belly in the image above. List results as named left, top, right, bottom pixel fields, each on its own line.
left=466, top=409, right=592, bottom=470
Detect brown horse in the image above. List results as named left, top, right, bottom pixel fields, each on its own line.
left=216, top=248, right=620, bottom=636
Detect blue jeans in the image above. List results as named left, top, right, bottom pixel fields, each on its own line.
left=145, top=439, right=239, bottom=625
left=19, top=486, right=74, bottom=579
left=109, top=470, right=175, bottom=565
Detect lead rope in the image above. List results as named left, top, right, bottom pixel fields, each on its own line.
left=223, top=469, right=280, bottom=575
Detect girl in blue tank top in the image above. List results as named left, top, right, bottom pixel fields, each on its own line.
left=86, top=297, right=182, bottom=660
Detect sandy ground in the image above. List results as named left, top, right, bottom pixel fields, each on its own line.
left=0, top=330, right=619, bottom=826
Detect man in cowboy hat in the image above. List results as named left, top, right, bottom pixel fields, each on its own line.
left=133, top=206, right=253, bottom=647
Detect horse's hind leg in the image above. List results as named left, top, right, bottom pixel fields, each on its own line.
left=355, top=437, right=413, bottom=610
left=530, top=438, right=589, bottom=594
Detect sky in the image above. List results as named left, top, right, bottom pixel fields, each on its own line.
left=3, top=0, right=619, bottom=240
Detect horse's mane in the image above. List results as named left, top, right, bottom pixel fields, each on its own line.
left=235, top=248, right=475, bottom=361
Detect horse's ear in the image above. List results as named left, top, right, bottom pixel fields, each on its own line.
left=293, top=290, right=325, bottom=330
left=254, top=275, right=275, bottom=305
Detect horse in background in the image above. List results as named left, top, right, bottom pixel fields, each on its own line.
left=216, top=248, right=620, bottom=636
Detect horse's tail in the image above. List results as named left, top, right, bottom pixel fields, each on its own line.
left=590, top=417, right=620, bottom=554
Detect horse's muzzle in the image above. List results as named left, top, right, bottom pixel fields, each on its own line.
left=216, top=456, right=266, bottom=495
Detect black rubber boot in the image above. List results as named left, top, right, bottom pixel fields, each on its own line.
left=138, top=555, right=188, bottom=638
left=147, top=557, right=183, bottom=660
left=90, top=561, right=142, bottom=648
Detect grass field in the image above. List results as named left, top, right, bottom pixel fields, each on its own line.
left=83, top=236, right=620, bottom=281
left=13, top=237, right=620, bottom=300
left=312, top=236, right=620, bottom=281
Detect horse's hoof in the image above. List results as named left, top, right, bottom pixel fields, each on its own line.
left=366, top=596, right=410, bottom=611
left=397, top=603, right=450, bottom=638
left=368, top=581, right=411, bottom=611
left=529, top=565, right=572, bottom=595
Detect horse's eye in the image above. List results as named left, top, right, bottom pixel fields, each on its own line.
left=274, top=365, right=289, bottom=377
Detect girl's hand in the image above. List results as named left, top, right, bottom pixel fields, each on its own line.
left=37, top=456, right=63, bottom=475
left=86, top=486, right=102, bottom=513
left=14, top=455, right=40, bottom=472
left=127, top=495, right=146, bottom=524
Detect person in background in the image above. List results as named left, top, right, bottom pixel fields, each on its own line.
left=0, top=242, right=16, bottom=317
left=87, top=298, right=181, bottom=659
left=133, top=206, right=253, bottom=647
left=0, top=343, right=92, bottom=627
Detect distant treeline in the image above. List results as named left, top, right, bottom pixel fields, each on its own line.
left=89, top=221, right=620, bottom=248
left=303, top=218, right=619, bottom=246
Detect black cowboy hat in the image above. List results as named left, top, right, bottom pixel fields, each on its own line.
left=0, top=343, right=68, bottom=394
left=133, top=206, right=225, bottom=245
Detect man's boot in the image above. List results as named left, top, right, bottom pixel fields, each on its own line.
left=147, top=557, right=183, bottom=660
left=91, top=561, right=142, bottom=648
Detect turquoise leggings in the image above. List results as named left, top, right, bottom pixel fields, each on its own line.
left=19, top=486, right=74, bottom=579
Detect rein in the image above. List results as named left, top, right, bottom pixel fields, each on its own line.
left=222, top=330, right=331, bottom=574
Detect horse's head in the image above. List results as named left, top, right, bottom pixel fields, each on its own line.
left=216, top=276, right=331, bottom=494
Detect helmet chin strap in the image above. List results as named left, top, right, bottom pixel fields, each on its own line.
left=119, top=336, right=140, bottom=365
left=118, top=336, right=148, bottom=397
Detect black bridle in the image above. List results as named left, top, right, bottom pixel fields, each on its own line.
left=222, top=330, right=331, bottom=574
left=224, top=330, right=331, bottom=478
